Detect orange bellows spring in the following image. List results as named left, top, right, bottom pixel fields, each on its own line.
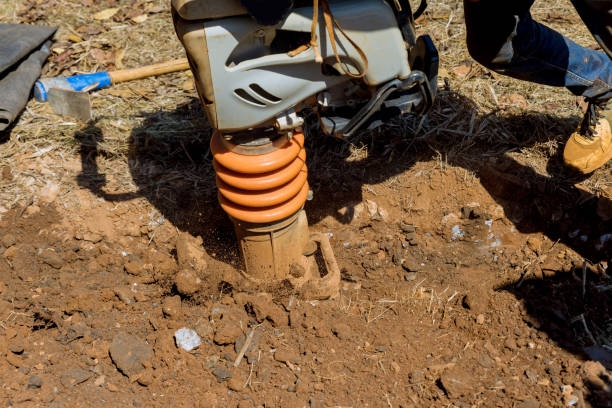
left=210, top=131, right=309, bottom=224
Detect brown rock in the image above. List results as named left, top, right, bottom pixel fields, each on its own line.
left=176, top=232, right=207, bottom=273
left=331, top=322, right=353, bottom=340
left=237, top=400, right=251, bottom=408
left=40, top=249, right=65, bottom=269
left=1, top=233, right=16, bottom=248
left=39, top=182, right=60, bottom=204
left=124, top=260, right=143, bottom=276
left=234, top=330, right=261, bottom=355
left=504, top=337, right=518, bottom=351
left=214, top=320, right=243, bottom=346
left=517, top=399, right=540, bottom=408
left=114, top=286, right=134, bottom=305
left=440, top=368, right=474, bottom=398
left=109, top=332, right=154, bottom=377
left=274, top=348, right=301, bottom=364
left=462, top=291, right=488, bottom=315
left=136, top=369, right=154, bottom=386
left=1, top=245, right=17, bottom=259
left=212, top=367, right=232, bottom=383
left=162, top=295, right=182, bottom=318
left=85, top=208, right=116, bottom=240
left=152, top=224, right=177, bottom=246
left=228, top=376, right=245, bottom=391
left=526, top=236, right=542, bottom=255
left=175, top=269, right=202, bottom=296
left=6, top=352, right=23, bottom=367
left=242, top=293, right=288, bottom=327
left=8, top=339, right=24, bottom=354
left=60, top=369, right=92, bottom=387
left=195, top=321, right=214, bottom=341
left=23, top=204, right=40, bottom=217
left=201, top=392, right=218, bottom=407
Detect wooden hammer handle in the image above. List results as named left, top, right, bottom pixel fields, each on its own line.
left=108, top=58, right=190, bottom=84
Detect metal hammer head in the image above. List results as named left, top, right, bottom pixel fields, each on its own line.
left=47, top=88, right=92, bottom=122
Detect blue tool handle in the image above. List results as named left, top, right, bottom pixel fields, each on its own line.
left=34, top=72, right=112, bottom=102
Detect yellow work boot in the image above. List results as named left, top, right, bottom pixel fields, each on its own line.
left=563, top=99, right=612, bottom=174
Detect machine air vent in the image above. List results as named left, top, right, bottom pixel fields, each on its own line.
left=249, top=84, right=281, bottom=103
left=234, top=88, right=265, bottom=106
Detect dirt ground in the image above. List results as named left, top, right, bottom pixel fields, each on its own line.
left=1, top=0, right=612, bottom=407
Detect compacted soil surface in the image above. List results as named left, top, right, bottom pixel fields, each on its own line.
left=1, top=0, right=612, bottom=406
left=1, top=155, right=611, bottom=407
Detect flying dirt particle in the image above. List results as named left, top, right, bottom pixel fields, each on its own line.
left=176, top=232, right=207, bottom=273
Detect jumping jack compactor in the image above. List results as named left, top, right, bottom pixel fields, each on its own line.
left=171, top=0, right=438, bottom=298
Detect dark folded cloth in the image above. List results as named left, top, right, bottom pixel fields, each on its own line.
left=0, top=24, right=56, bottom=132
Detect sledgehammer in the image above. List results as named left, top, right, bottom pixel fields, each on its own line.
left=34, top=58, right=190, bottom=102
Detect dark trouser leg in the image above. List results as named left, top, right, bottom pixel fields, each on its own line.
left=464, top=0, right=612, bottom=101
left=571, top=0, right=612, bottom=59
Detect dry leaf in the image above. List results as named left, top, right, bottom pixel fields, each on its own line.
left=131, top=14, right=148, bottom=24
left=67, top=34, right=84, bottom=43
left=105, top=89, right=134, bottom=98
left=145, top=4, right=164, bottom=13
left=76, top=24, right=104, bottom=37
left=451, top=61, right=473, bottom=79
left=500, top=93, right=528, bottom=108
left=89, top=49, right=115, bottom=66
left=115, top=49, right=126, bottom=70
left=93, top=8, right=119, bottom=20
left=106, top=87, right=148, bottom=98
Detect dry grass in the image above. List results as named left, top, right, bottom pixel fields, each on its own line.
left=1, top=0, right=611, bottom=211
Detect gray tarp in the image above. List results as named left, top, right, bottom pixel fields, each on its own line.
left=0, top=24, right=56, bottom=132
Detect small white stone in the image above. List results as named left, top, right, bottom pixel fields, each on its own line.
left=451, top=225, right=464, bottom=240
left=174, top=328, right=202, bottom=351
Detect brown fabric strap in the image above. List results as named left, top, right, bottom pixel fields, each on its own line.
left=319, top=0, right=368, bottom=79
left=288, top=0, right=368, bottom=79
left=311, top=0, right=323, bottom=62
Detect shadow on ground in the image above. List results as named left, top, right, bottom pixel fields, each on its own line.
left=73, top=89, right=612, bottom=402
left=72, top=91, right=612, bottom=269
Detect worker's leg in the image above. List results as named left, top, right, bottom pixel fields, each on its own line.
left=464, top=0, right=612, bottom=173
left=464, top=0, right=612, bottom=101
left=571, top=0, right=612, bottom=59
